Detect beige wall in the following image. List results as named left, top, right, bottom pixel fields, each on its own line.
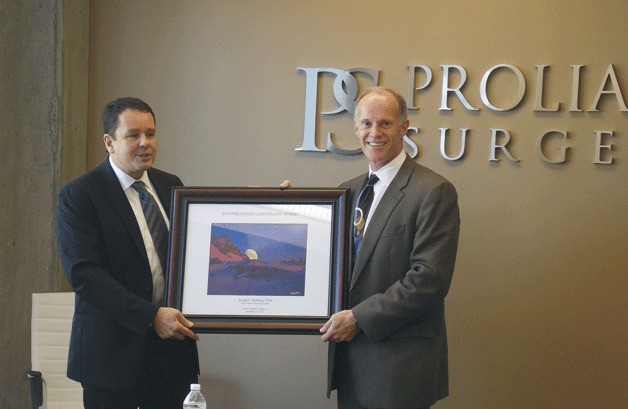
left=87, top=1, right=626, bottom=408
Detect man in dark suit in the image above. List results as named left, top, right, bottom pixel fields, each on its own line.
left=321, top=87, right=460, bottom=409
left=57, top=97, right=199, bottom=409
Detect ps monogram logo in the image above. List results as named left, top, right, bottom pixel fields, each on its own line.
left=296, top=67, right=418, bottom=157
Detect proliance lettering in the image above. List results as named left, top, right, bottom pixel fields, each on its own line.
left=296, top=64, right=625, bottom=165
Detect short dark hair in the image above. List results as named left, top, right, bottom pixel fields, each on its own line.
left=103, top=97, right=156, bottom=138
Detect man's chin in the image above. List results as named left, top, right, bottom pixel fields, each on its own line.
left=135, top=160, right=154, bottom=172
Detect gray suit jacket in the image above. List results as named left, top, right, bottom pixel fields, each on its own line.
left=328, top=155, right=460, bottom=408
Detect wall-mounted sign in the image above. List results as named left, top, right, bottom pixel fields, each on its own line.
left=297, top=65, right=626, bottom=165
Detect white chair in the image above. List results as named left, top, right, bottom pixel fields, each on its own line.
left=28, top=292, right=83, bottom=409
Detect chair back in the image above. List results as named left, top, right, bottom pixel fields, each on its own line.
left=31, top=292, right=82, bottom=408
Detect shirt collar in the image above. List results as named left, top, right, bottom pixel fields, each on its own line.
left=369, top=150, right=406, bottom=185
left=108, top=156, right=152, bottom=191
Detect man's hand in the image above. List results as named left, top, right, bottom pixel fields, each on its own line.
left=320, top=310, right=359, bottom=343
left=247, top=180, right=292, bottom=189
left=153, top=307, right=200, bottom=341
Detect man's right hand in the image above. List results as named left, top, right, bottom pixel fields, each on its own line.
left=320, top=309, right=359, bottom=343
left=152, top=307, right=199, bottom=341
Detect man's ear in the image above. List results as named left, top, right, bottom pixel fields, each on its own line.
left=401, top=119, right=410, bottom=135
left=103, top=134, right=114, bottom=154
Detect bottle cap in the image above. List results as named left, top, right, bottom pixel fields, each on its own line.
left=191, top=383, right=201, bottom=391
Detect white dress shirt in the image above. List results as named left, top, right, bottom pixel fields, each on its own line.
left=364, top=151, right=406, bottom=234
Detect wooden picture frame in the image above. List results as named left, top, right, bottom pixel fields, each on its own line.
left=166, top=187, right=349, bottom=334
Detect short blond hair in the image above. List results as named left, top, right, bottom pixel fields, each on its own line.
left=354, top=87, right=408, bottom=122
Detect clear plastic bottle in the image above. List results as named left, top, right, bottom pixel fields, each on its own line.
left=183, top=383, right=207, bottom=409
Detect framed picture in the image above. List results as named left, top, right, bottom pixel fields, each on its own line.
left=166, top=187, right=349, bottom=334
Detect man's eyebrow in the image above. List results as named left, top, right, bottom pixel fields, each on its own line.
left=124, top=127, right=156, bottom=134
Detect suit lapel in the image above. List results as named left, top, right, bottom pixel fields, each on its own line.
left=148, top=169, right=172, bottom=216
left=350, top=157, right=414, bottom=289
left=98, top=160, right=150, bottom=265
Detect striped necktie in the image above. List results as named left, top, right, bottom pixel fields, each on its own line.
left=132, top=181, right=169, bottom=276
left=353, top=174, right=379, bottom=258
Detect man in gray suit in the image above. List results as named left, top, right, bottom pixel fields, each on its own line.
left=321, top=87, right=460, bottom=409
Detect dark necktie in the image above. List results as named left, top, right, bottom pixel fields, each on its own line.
left=353, top=174, right=379, bottom=258
left=132, top=181, right=169, bottom=275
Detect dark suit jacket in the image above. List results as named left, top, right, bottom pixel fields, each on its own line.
left=328, top=156, right=460, bottom=408
left=57, top=159, right=196, bottom=391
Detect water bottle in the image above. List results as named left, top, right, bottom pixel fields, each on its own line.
left=183, top=383, right=207, bottom=409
